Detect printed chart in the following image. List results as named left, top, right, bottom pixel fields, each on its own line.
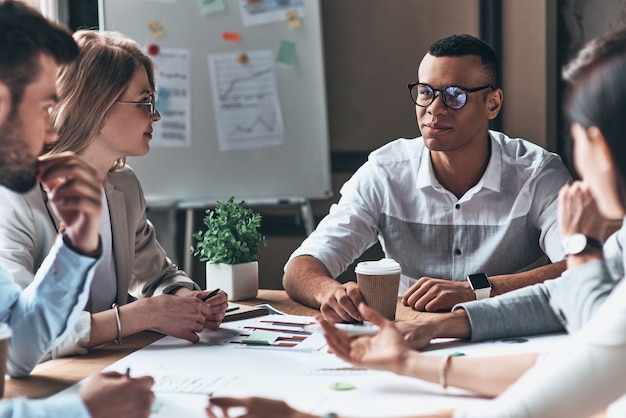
left=219, top=314, right=325, bottom=351
left=208, top=50, right=285, bottom=151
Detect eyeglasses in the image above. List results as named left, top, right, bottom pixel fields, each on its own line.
left=115, top=94, right=157, bottom=117
left=407, top=82, right=494, bottom=110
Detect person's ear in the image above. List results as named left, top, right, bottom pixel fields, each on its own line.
left=586, top=126, right=613, bottom=170
left=0, top=81, right=12, bottom=126
left=486, top=88, right=503, bottom=120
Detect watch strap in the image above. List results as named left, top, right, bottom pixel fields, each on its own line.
left=584, top=236, right=603, bottom=251
left=473, top=287, right=491, bottom=300
left=563, top=233, right=604, bottom=255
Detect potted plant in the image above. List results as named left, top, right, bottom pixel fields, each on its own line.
left=191, top=197, right=266, bottom=301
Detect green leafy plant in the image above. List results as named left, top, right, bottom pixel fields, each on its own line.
left=191, top=197, right=266, bottom=264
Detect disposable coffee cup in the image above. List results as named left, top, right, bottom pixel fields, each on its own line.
left=355, top=258, right=402, bottom=320
left=0, top=323, right=11, bottom=398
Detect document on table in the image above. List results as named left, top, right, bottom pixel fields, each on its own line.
left=50, top=315, right=567, bottom=417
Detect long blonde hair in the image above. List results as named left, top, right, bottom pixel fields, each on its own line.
left=49, top=30, right=156, bottom=172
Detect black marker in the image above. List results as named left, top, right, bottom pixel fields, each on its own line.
left=202, top=288, right=220, bottom=302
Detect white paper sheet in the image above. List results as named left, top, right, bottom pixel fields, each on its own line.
left=238, top=0, right=306, bottom=27
left=51, top=317, right=568, bottom=417
left=207, top=50, right=284, bottom=152
left=150, top=47, right=192, bottom=148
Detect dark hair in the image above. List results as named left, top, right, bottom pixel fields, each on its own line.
left=428, top=34, right=499, bottom=87
left=0, top=1, right=78, bottom=109
left=563, top=27, right=626, bottom=182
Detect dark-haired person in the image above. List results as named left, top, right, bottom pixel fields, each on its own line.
left=0, top=2, right=153, bottom=417
left=209, top=26, right=626, bottom=418
left=283, top=34, right=572, bottom=322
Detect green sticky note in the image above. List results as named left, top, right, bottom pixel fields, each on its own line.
left=155, top=86, right=170, bottom=114
left=243, top=330, right=278, bottom=345
left=199, top=0, right=225, bottom=15
left=277, top=40, right=296, bottom=67
left=329, top=382, right=356, bottom=391
left=151, top=399, right=164, bottom=414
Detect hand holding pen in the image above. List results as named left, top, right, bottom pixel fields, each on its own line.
left=202, top=288, right=221, bottom=302
left=200, top=288, right=229, bottom=331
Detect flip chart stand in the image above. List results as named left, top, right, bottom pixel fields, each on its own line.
left=179, top=198, right=314, bottom=274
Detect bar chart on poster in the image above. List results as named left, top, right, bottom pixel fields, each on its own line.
left=98, top=0, right=331, bottom=207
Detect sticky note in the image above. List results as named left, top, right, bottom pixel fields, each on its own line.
left=199, top=0, right=225, bottom=14
left=151, top=399, right=164, bottom=414
left=155, top=86, right=171, bottom=114
left=147, top=20, right=165, bottom=39
left=329, top=382, right=356, bottom=391
left=286, top=9, right=301, bottom=29
left=243, top=330, right=278, bottom=345
left=222, top=31, right=241, bottom=42
left=277, top=40, right=296, bottom=67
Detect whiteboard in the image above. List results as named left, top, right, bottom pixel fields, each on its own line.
left=98, top=0, right=331, bottom=205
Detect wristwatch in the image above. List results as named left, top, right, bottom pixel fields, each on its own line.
left=562, top=233, right=603, bottom=256
left=467, top=273, right=492, bottom=300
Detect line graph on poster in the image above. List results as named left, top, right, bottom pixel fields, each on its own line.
left=208, top=49, right=284, bottom=152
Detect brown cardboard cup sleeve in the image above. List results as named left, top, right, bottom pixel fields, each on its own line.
left=355, top=259, right=401, bottom=320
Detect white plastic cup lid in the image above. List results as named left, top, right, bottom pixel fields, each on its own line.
left=354, top=258, right=401, bottom=275
left=0, top=323, right=11, bottom=340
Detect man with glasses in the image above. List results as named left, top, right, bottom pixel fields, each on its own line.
left=283, top=34, right=572, bottom=323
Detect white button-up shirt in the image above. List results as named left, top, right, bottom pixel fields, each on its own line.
left=287, top=130, right=572, bottom=293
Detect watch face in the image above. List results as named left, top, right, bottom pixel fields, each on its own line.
left=565, top=233, right=587, bottom=254
left=467, top=273, right=490, bottom=289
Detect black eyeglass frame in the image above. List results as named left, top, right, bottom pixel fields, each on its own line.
left=115, top=94, right=157, bottom=117
left=407, top=82, right=494, bottom=110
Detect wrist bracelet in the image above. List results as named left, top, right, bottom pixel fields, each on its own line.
left=439, top=354, right=452, bottom=389
left=439, top=352, right=465, bottom=389
left=112, top=303, right=122, bottom=344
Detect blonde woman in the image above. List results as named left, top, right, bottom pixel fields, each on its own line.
left=0, top=30, right=227, bottom=359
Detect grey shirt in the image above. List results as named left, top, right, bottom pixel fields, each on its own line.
left=455, top=218, right=626, bottom=341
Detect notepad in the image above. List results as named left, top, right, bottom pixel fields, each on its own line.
left=222, top=303, right=270, bottom=322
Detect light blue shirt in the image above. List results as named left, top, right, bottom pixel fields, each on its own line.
left=0, top=395, right=88, bottom=418
left=0, top=234, right=98, bottom=418
left=287, top=131, right=572, bottom=293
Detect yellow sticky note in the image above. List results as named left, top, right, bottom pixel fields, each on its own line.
left=286, top=9, right=301, bottom=29
left=147, top=20, right=165, bottom=39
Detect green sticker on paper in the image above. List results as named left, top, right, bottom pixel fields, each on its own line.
left=329, top=382, right=356, bottom=391
left=243, top=330, right=278, bottom=345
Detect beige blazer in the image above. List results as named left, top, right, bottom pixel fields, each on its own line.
left=0, top=165, right=199, bottom=309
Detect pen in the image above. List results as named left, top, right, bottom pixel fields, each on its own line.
left=125, top=367, right=131, bottom=378
left=225, top=306, right=240, bottom=313
left=202, top=288, right=220, bottom=302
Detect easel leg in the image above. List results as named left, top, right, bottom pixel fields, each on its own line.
left=183, top=208, right=194, bottom=274
left=300, top=199, right=315, bottom=236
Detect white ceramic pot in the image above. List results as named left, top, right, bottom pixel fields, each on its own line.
left=205, top=261, right=258, bottom=301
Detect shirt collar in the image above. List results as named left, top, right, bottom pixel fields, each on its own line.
left=415, top=132, right=502, bottom=193
left=415, top=145, right=437, bottom=189
left=481, top=134, right=501, bottom=192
